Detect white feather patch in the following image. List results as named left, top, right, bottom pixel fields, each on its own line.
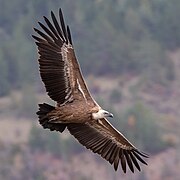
left=77, top=79, right=87, bottom=102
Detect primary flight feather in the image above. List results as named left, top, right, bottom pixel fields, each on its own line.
left=32, top=8, right=148, bottom=173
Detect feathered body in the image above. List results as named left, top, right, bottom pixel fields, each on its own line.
left=48, top=100, right=99, bottom=123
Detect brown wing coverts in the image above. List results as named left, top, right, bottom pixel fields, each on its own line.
left=67, top=122, right=148, bottom=173
left=32, top=9, right=73, bottom=104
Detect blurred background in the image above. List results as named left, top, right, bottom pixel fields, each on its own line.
left=0, top=0, right=180, bottom=179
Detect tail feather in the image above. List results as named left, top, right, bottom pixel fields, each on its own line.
left=37, top=103, right=67, bottom=133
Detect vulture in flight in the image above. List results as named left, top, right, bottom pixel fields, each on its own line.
left=32, top=9, right=148, bottom=173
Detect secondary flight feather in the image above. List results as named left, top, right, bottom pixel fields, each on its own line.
left=32, top=9, right=148, bottom=173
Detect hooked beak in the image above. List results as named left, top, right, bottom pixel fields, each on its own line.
left=108, top=113, right=113, bottom=118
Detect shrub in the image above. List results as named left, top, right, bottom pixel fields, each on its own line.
left=28, top=125, right=62, bottom=157
left=109, top=88, right=122, bottom=103
left=28, top=125, right=84, bottom=158
left=119, top=102, right=168, bottom=154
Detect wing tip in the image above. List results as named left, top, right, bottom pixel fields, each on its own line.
left=59, top=8, right=63, bottom=17
left=33, top=8, right=73, bottom=45
left=67, top=25, right=73, bottom=45
left=59, top=8, right=68, bottom=44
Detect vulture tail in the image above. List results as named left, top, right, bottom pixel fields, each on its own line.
left=36, top=103, right=67, bottom=133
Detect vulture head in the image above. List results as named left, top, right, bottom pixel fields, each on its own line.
left=92, top=109, right=113, bottom=119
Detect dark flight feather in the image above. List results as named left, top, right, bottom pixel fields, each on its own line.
left=67, top=120, right=148, bottom=172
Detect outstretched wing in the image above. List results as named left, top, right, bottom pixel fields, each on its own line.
left=33, top=9, right=93, bottom=105
left=67, top=118, right=148, bottom=173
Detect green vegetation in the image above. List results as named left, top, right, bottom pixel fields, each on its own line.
left=0, top=0, right=179, bottom=96
left=18, top=84, right=37, bottom=118
left=109, top=88, right=122, bottom=103
left=28, top=125, right=84, bottom=158
left=29, top=125, right=63, bottom=157
left=119, top=102, right=168, bottom=153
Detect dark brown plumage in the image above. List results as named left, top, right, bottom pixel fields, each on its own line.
left=32, top=8, right=149, bottom=173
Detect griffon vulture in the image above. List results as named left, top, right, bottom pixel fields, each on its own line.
left=32, top=9, right=148, bottom=173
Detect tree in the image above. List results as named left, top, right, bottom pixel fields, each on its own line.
left=0, top=50, right=10, bottom=96
left=120, top=102, right=168, bottom=153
